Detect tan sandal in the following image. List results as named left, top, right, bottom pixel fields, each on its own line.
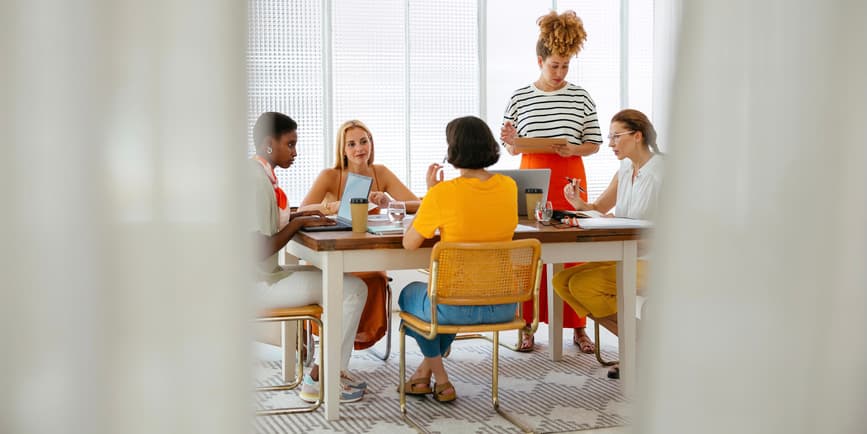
left=516, top=333, right=534, bottom=353
left=432, top=381, right=456, bottom=403
left=398, top=376, right=432, bottom=395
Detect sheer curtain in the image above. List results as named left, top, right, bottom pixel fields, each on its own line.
left=639, top=1, right=867, bottom=434
left=1, top=1, right=249, bottom=434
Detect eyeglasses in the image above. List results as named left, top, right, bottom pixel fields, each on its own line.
left=607, top=130, right=635, bottom=143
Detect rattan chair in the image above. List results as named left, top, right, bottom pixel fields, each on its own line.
left=255, top=304, right=324, bottom=415
left=398, top=239, right=543, bottom=433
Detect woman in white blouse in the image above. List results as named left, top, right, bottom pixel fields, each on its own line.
left=552, top=108, right=663, bottom=379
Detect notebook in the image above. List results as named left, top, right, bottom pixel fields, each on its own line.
left=301, top=172, right=373, bottom=232
left=489, top=169, right=551, bottom=217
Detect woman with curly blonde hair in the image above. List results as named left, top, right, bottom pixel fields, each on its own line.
left=500, top=10, right=603, bottom=354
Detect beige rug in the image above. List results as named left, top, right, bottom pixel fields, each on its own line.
left=254, top=322, right=628, bottom=434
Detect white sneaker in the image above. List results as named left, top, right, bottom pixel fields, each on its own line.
left=298, top=374, right=364, bottom=403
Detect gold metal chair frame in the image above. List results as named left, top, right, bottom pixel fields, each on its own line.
left=593, top=319, right=618, bottom=367
left=398, top=239, right=543, bottom=433
left=255, top=305, right=324, bottom=415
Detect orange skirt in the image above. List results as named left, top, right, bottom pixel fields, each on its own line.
left=520, top=152, right=589, bottom=328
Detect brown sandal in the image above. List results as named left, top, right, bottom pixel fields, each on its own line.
left=574, top=333, right=596, bottom=354
left=432, top=381, right=456, bottom=403
left=516, top=333, right=534, bottom=353
left=398, top=376, right=432, bottom=395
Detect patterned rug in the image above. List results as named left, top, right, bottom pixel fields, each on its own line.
left=254, top=322, right=628, bottom=434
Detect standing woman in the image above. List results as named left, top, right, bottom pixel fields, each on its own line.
left=500, top=10, right=603, bottom=353
left=553, top=108, right=663, bottom=379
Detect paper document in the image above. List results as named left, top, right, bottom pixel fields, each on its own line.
left=514, top=224, right=539, bottom=232
left=577, top=217, right=652, bottom=229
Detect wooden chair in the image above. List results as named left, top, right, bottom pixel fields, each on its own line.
left=398, top=239, right=543, bottom=433
left=255, top=304, right=324, bottom=415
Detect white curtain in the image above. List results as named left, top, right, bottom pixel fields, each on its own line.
left=0, top=1, right=250, bottom=434
left=639, top=1, right=867, bottom=434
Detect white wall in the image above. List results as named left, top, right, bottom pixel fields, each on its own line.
left=484, top=1, right=554, bottom=170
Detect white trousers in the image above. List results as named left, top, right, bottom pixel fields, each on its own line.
left=256, top=266, right=367, bottom=371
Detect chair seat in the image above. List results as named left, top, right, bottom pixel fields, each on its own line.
left=259, top=304, right=322, bottom=320
left=399, top=312, right=525, bottom=334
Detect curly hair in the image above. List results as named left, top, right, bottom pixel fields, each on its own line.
left=536, top=10, right=587, bottom=59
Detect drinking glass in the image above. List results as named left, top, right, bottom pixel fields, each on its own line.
left=387, top=201, right=407, bottom=224
left=535, top=201, right=553, bottom=223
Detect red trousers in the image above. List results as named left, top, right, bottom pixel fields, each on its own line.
left=522, top=264, right=587, bottom=328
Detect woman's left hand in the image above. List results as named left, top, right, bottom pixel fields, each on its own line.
left=368, top=191, right=392, bottom=209
left=290, top=209, right=328, bottom=220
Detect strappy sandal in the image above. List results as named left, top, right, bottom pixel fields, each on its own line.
left=573, top=333, right=596, bottom=354
left=397, top=376, right=432, bottom=395
left=516, top=333, right=534, bottom=353
left=432, top=381, right=457, bottom=403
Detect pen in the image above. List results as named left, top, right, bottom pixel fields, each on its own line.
left=564, top=176, right=586, bottom=193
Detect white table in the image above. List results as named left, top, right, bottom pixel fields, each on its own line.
left=286, top=221, right=642, bottom=420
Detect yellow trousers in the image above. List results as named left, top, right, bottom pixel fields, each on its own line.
left=551, top=260, right=648, bottom=319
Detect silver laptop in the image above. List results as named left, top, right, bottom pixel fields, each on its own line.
left=301, top=172, right=373, bottom=232
left=490, top=169, right=551, bottom=217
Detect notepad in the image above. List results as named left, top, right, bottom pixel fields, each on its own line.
left=512, top=137, right=568, bottom=154
left=576, top=217, right=652, bottom=229
left=556, top=209, right=606, bottom=219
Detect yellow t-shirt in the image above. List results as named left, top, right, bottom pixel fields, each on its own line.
left=413, top=174, right=518, bottom=242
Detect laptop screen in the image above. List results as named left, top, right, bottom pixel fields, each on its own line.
left=336, top=172, right=373, bottom=221
left=489, top=169, right=551, bottom=216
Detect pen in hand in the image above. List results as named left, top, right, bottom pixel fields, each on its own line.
left=564, top=176, right=586, bottom=193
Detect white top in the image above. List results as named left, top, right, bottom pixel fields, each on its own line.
left=615, top=154, right=664, bottom=219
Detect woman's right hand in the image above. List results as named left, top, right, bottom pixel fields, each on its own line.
left=500, top=121, right=517, bottom=145
left=292, top=215, right=335, bottom=229
left=426, top=163, right=444, bottom=189
left=563, top=183, right=589, bottom=210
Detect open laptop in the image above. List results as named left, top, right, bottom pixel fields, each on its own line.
left=301, top=172, right=373, bottom=232
left=490, top=169, right=551, bottom=216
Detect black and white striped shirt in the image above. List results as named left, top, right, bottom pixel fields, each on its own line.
left=503, top=83, right=603, bottom=146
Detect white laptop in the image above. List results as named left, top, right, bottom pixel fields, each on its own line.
left=489, top=169, right=551, bottom=217
left=301, top=172, right=373, bottom=232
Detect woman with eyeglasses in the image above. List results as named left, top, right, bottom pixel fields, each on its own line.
left=553, top=108, right=663, bottom=379
left=500, top=10, right=603, bottom=354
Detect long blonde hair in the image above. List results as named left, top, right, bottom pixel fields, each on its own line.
left=333, top=119, right=375, bottom=169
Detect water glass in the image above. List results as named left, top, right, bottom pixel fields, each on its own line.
left=387, top=201, right=407, bottom=224
left=535, top=201, right=553, bottom=223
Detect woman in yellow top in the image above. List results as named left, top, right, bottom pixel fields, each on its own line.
left=300, top=119, right=421, bottom=213
left=400, top=116, right=518, bottom=403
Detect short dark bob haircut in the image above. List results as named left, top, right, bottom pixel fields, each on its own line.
left=445, top=116, right=500, bottom=170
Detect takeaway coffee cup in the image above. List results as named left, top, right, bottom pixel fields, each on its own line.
left=524, top=188, right=543, bottom=218
left=350, top=198, right=368, bottom=233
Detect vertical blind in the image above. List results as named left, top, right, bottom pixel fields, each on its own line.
left=559, top=0, right=655, bottom=201
left=248, top=0, right=478, bottom=202
left=248, top=0, right=652, bottom=203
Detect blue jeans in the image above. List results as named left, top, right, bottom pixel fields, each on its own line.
left=398, top=281, right=517, bottom=358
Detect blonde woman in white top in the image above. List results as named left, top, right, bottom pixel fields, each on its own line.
left=552, top=109, right=663, bottom=379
